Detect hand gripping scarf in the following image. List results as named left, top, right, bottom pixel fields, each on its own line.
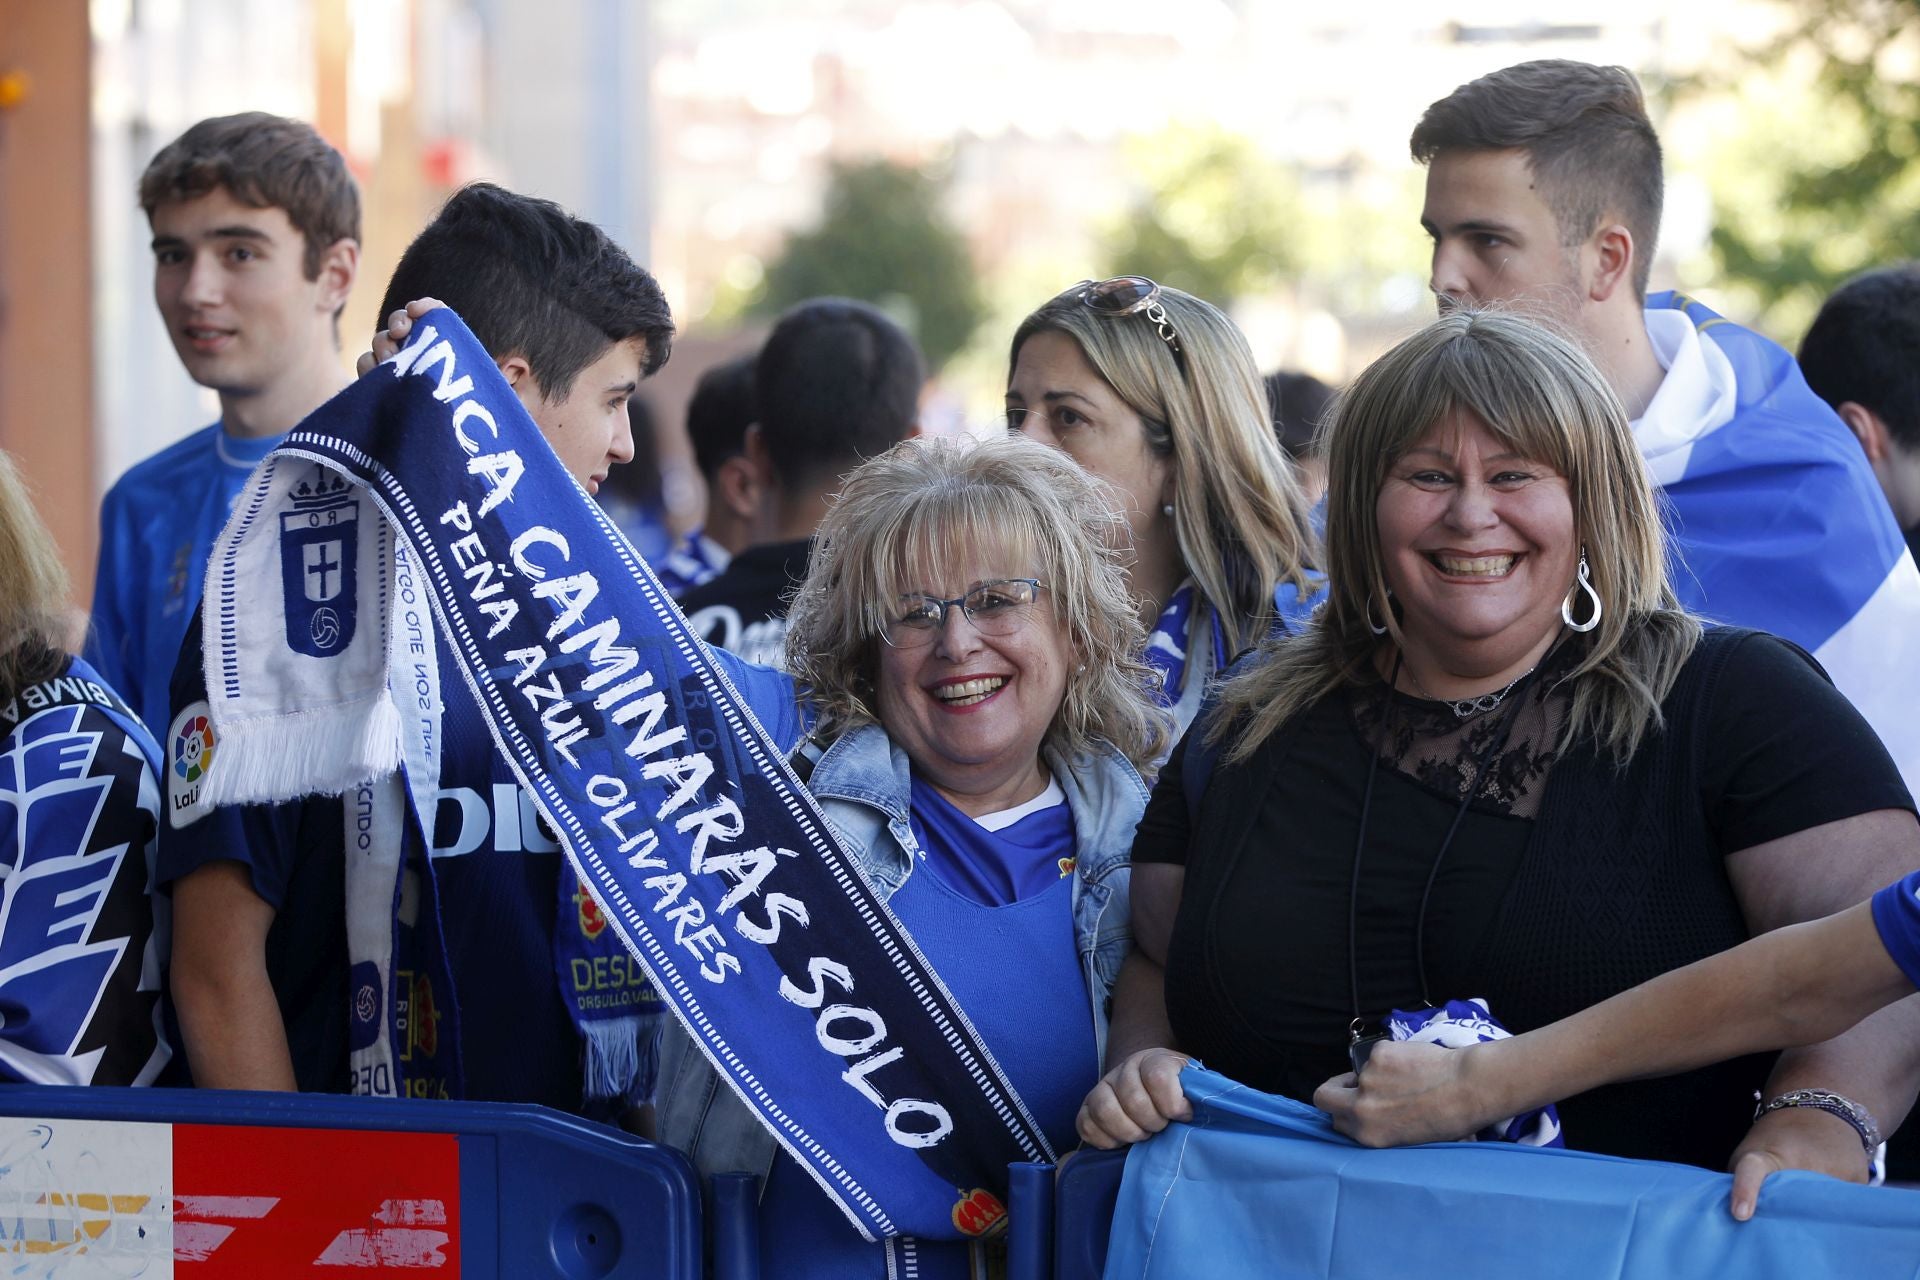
left=194, top=309, right=1051, bottom=1243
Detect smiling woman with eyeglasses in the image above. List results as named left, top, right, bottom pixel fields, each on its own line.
left=655, top=432, right=1172, bottom=1278
left=1007, top=276, right=1323, bottom=735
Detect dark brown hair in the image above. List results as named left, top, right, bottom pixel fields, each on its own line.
left=140, top=112, right=361, bottom=279
left=1410, top=61, right=1663, bottom=298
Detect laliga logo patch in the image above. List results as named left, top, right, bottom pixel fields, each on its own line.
left=950, top=1188, right=1007, bottom=1238
left=576, top=879, right=608, bottom=941
left=167, top=700, right=217, bottom=828
left=280, top=468, right=359, bottom=658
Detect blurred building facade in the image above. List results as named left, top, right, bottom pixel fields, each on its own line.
left=0, top=0, right=659, bottom=598
left=1, top=0, right=1797, bottom=603
left=654, top=1, right=1762, bottom=381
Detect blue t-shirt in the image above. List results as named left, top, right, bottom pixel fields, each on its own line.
left=757, top=784, right=1094, bottom=1279
left=88, top=424, right=285, bottom=738
left=1870, top=871, right=1920, bottom=992
left=158, top=604, right=806, bottom=1111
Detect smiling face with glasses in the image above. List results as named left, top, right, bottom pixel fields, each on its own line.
left=873, top=557, right=1073, bottom=817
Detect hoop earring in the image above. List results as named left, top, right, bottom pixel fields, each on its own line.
left=1562, top=548, right=1602, bottom=633
left=1367, top=595, right=1390, bottom=637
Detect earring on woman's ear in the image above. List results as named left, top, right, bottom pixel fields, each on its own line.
left=1562, top=547, right=1603, bottom=633
left=1161, top=502, right=1175, bottom=518
left=1366, top=593, right=1391, bottom=637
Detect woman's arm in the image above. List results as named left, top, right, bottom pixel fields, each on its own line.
left=1077, top=862, right=1195, bottom=1148
left=1315, top=895, right=1914, bottom=1163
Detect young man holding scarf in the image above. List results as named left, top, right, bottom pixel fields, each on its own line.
left=161, top=184, right=692, bottom=1121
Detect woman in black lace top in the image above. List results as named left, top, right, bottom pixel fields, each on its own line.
left=1077, top=311, right=1920, bottom=1201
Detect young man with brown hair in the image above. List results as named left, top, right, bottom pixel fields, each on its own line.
left=87, top=112, right=361, bottom=738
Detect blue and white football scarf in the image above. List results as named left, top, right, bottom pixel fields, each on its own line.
left=1642, top=292, right=1920, bottom=790
left=1145, top=583, right=1227, bottom=711
left=195, top=308, right=1051, bottom=1243
left=1385, top=999, right=1561, bottom=1147
left=0, top=657, right=171, bottom=1086
left=1144, top=582, right=1223, bottom=708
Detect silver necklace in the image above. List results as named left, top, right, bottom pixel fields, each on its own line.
left=1403, top=661, right=1538, bottom=720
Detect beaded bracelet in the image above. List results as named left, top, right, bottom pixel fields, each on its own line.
left=1752, top=1088, right=1883, bottom=1154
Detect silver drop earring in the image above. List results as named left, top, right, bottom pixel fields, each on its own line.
left=1367, top=595, right=1390, bottom=636
left=1562, top=548, right=1602, bottom=633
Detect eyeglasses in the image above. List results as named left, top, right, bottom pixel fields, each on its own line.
left=879, top=578, right=1044, bottom=648
left=1074, top=276, right=1182, bottom=354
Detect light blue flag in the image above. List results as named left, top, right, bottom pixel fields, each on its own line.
left=1104, top=1066, right=1920, bottom=1280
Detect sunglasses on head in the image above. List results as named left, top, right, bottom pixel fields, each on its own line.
left=1072, top=276, right=1182, bottom=354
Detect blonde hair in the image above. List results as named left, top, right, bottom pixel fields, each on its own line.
left=785, top=434, right=1172, bottom=773
left=0, top=451, right=75, bottom=700
left=1010, top=284, right=1317, bottom=654
left=1216, top=308, right=1699, bottom=764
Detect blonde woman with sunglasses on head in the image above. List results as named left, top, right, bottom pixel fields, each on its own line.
left=1008, top=278, right=1321, bottom=734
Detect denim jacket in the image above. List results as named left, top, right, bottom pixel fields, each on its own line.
left=654, top=721, right=1148, bottom=1184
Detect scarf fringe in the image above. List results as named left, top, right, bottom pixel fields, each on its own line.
left=579, top=1014, right=659, bottom=1105
left=202, top=694, right=404, bottom=805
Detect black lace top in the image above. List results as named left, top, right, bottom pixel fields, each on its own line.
left=1137, top=630, right=1915, bottom=1167
left=1347, top=642, right=1573, bottom=821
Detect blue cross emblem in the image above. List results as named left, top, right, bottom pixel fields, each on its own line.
left=304, top=541, right=343, bottom=601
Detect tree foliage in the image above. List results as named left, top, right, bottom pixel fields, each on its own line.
left=753, top=159, right=985, bottom=373
left=1684, top=0, right=1920, bottom=338
left=1100, top=126, right=1302, bottom=304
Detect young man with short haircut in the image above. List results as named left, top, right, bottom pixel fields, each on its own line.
left=163, top=184, right=679, bottom=1121
left=654, top=353, right=762, bottom=598
left=89, top=112, right=361, bottom=738
left=679, top=298, right=922, bottom=666
left=1409, top=55, right=1920, bottom=1201
left=1799, top=264, right=1920, bottom=561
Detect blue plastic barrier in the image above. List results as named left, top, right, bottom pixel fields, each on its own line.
left=1050, top=1149, right=1125, bottom=1280
left=1002, top=1149, right=1125, bottom=1280
left=1006, top=1161, right=1055, bottom=1278
left=0, top=1085, right=709, bottom=1277
left=708, top=1171, right=760, bottom=1280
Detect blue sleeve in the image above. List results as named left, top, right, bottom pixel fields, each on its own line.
left=1871, top=871, right=1920, bottom=992
left=155, top=604, right=307, bottom=909
left=708, top=647, right=812, bottom=756
left=85, top=482, right=142, bottom=719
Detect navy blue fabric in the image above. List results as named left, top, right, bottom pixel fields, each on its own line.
left=160, top=618, right=598, bottom=1111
